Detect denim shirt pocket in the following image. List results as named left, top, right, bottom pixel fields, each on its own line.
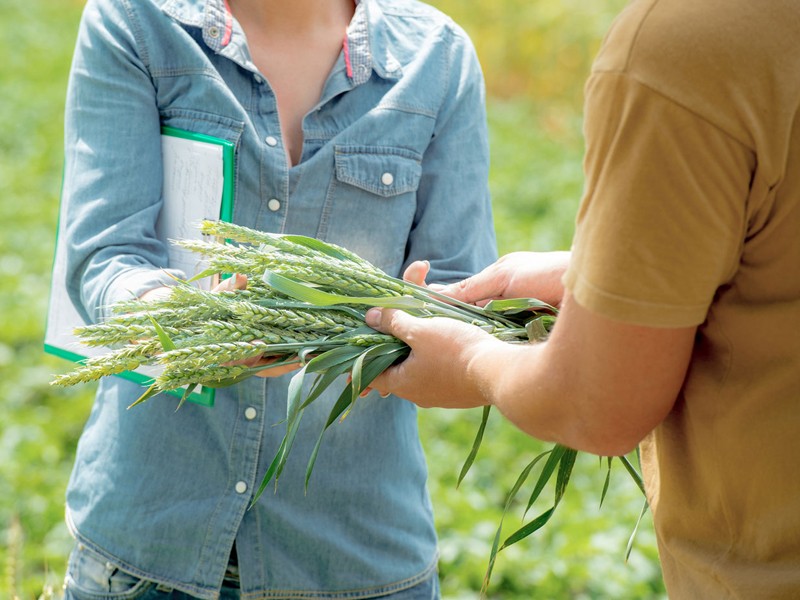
left=323, top=145, right=423, bottom=275
left=159, top=108, right=245, bottom=149
left=334, top=145, right=422, bottom=197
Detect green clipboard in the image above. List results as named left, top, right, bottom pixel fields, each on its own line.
left=44, top=126, right=236, bottom=407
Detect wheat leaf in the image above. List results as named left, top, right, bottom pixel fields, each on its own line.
left=342, top=343, right=405, bottom=420
left=599, top=456, right=613, bottom=508
left=305, top=345, right=366, bottom=373
left=301, top=361, right=353, bottom=411
left=457, top=405, right=491, bottom=488
left=525, top=317, right=551, bottom=342
left=250, top=435, right=290, bottom=507
left=185, top=268, right=219, bottom=284
left=481, top=450, right=552, bottom=594
left=483, top=297, right=558, bottom=316
left=626, top=498, right=650, bottom=561
left=147, top=314, right=176, bottom=352
left=498, top=448, right=576, bottom=554
left=500, top=506, right=557, bottom=551
left=554, top=448, right=578, bottom=505
left=286, top=365, right=310, bottom=429
left=303, top=344, right=408, bottom=491
left=273, top=410, right=304, bottom=485
left=618, top=452, right=646, bottom=495
left=263, top=270, right=424, bottom=309
left=175, top=383, right=199, bottom=412
left=524, top=444, right=567, bottom=518
left=302, top=379, right=358, bottom=493
left=279, top=233, right=363, bottom=264
left=127, top=383, right=161, bottom=409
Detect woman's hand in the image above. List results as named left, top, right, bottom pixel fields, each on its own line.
left=138, top=286, right=174, bottom=303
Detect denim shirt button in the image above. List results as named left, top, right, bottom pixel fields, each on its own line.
left=235, top=481, right=248, bottom=494
left=207, top=26, right=220, bottom=39
left=381, top=172, right=394, bottom=186
left=244, top=407, right=257, bottom=420
left=265, top=136, right=278, bottom=147
left=267, top=198, right=281, bottom=212
left=253, top=74, right=264, bottom=85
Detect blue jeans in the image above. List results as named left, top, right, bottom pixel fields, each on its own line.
left=63, top=544, right=440, bottom=600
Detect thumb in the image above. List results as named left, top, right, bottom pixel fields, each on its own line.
left=365, top=307, right=417, bottom=341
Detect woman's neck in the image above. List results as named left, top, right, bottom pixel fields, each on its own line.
left=227, top=0, right=355, bottom=37
left=226, top=0, right=357, bottom=166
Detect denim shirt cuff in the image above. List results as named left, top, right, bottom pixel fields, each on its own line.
left=99, top=267, right=184, bottom=321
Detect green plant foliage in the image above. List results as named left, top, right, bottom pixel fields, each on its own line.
left=430, top=0, right=629, bottom=103
left=1, top=1, right=95, bottom=598
left=2, top=0, right=666, bottom=598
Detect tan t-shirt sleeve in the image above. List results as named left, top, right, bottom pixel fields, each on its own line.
left=563, top=72, right=753, bottom=327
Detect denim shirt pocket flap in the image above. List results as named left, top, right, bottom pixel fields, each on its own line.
left=334, top=146, right=422, bottom=198
left=160, top=108, right=245, bottom=147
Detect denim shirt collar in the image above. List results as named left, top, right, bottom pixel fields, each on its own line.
left=160, top=0, right=402, bottom=84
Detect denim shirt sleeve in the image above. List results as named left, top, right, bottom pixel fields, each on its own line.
left=62, top=0, right=182, bottom=324
left=407, top=25, right=497, bottom=284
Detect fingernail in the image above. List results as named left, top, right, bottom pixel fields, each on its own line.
left=365, top=308, right=382, bottom=328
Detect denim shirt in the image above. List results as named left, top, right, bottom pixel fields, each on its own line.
left=61, top=0, right=496, bottom=597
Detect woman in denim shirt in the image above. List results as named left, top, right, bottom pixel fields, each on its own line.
left=59, top=0, right=496, bottom=598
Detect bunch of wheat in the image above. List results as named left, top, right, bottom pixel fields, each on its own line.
left=50, top=220, right=644, bottom=592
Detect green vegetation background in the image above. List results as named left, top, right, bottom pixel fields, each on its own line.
left=0, top=0, right=666, bottom=598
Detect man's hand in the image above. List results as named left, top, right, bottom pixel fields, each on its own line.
left=367, top=289, right=696, bottom=457
left=365, top=307, right=501, bottom=409
left=440, top=251, right=570, bottom=308
left=361, top=254, right=566, bottom=405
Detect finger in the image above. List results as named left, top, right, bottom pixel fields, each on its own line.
left=358, top=385, right=390, bottom=398
left=369, top=364, right=407, bottom=402
left=254, top=362, right=301, bottom=378
left=402, top=260, right=430, bottom=286
left=212, top=273, right=248, bottom=292
left=251, top=356, right=302, bottom=377
left=438, top=268, right=505, bottom=305
left=364, top=307, right=418, bottom=340
left=139, top=286, right=173, bottom=303
left=229, top=273, right=248, bottom=290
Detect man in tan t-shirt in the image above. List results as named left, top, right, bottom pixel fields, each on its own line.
left=365, top=0, right=800, bottom=597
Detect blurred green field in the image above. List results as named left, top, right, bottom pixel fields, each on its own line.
left=0, top=0, right=666, bottom=598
